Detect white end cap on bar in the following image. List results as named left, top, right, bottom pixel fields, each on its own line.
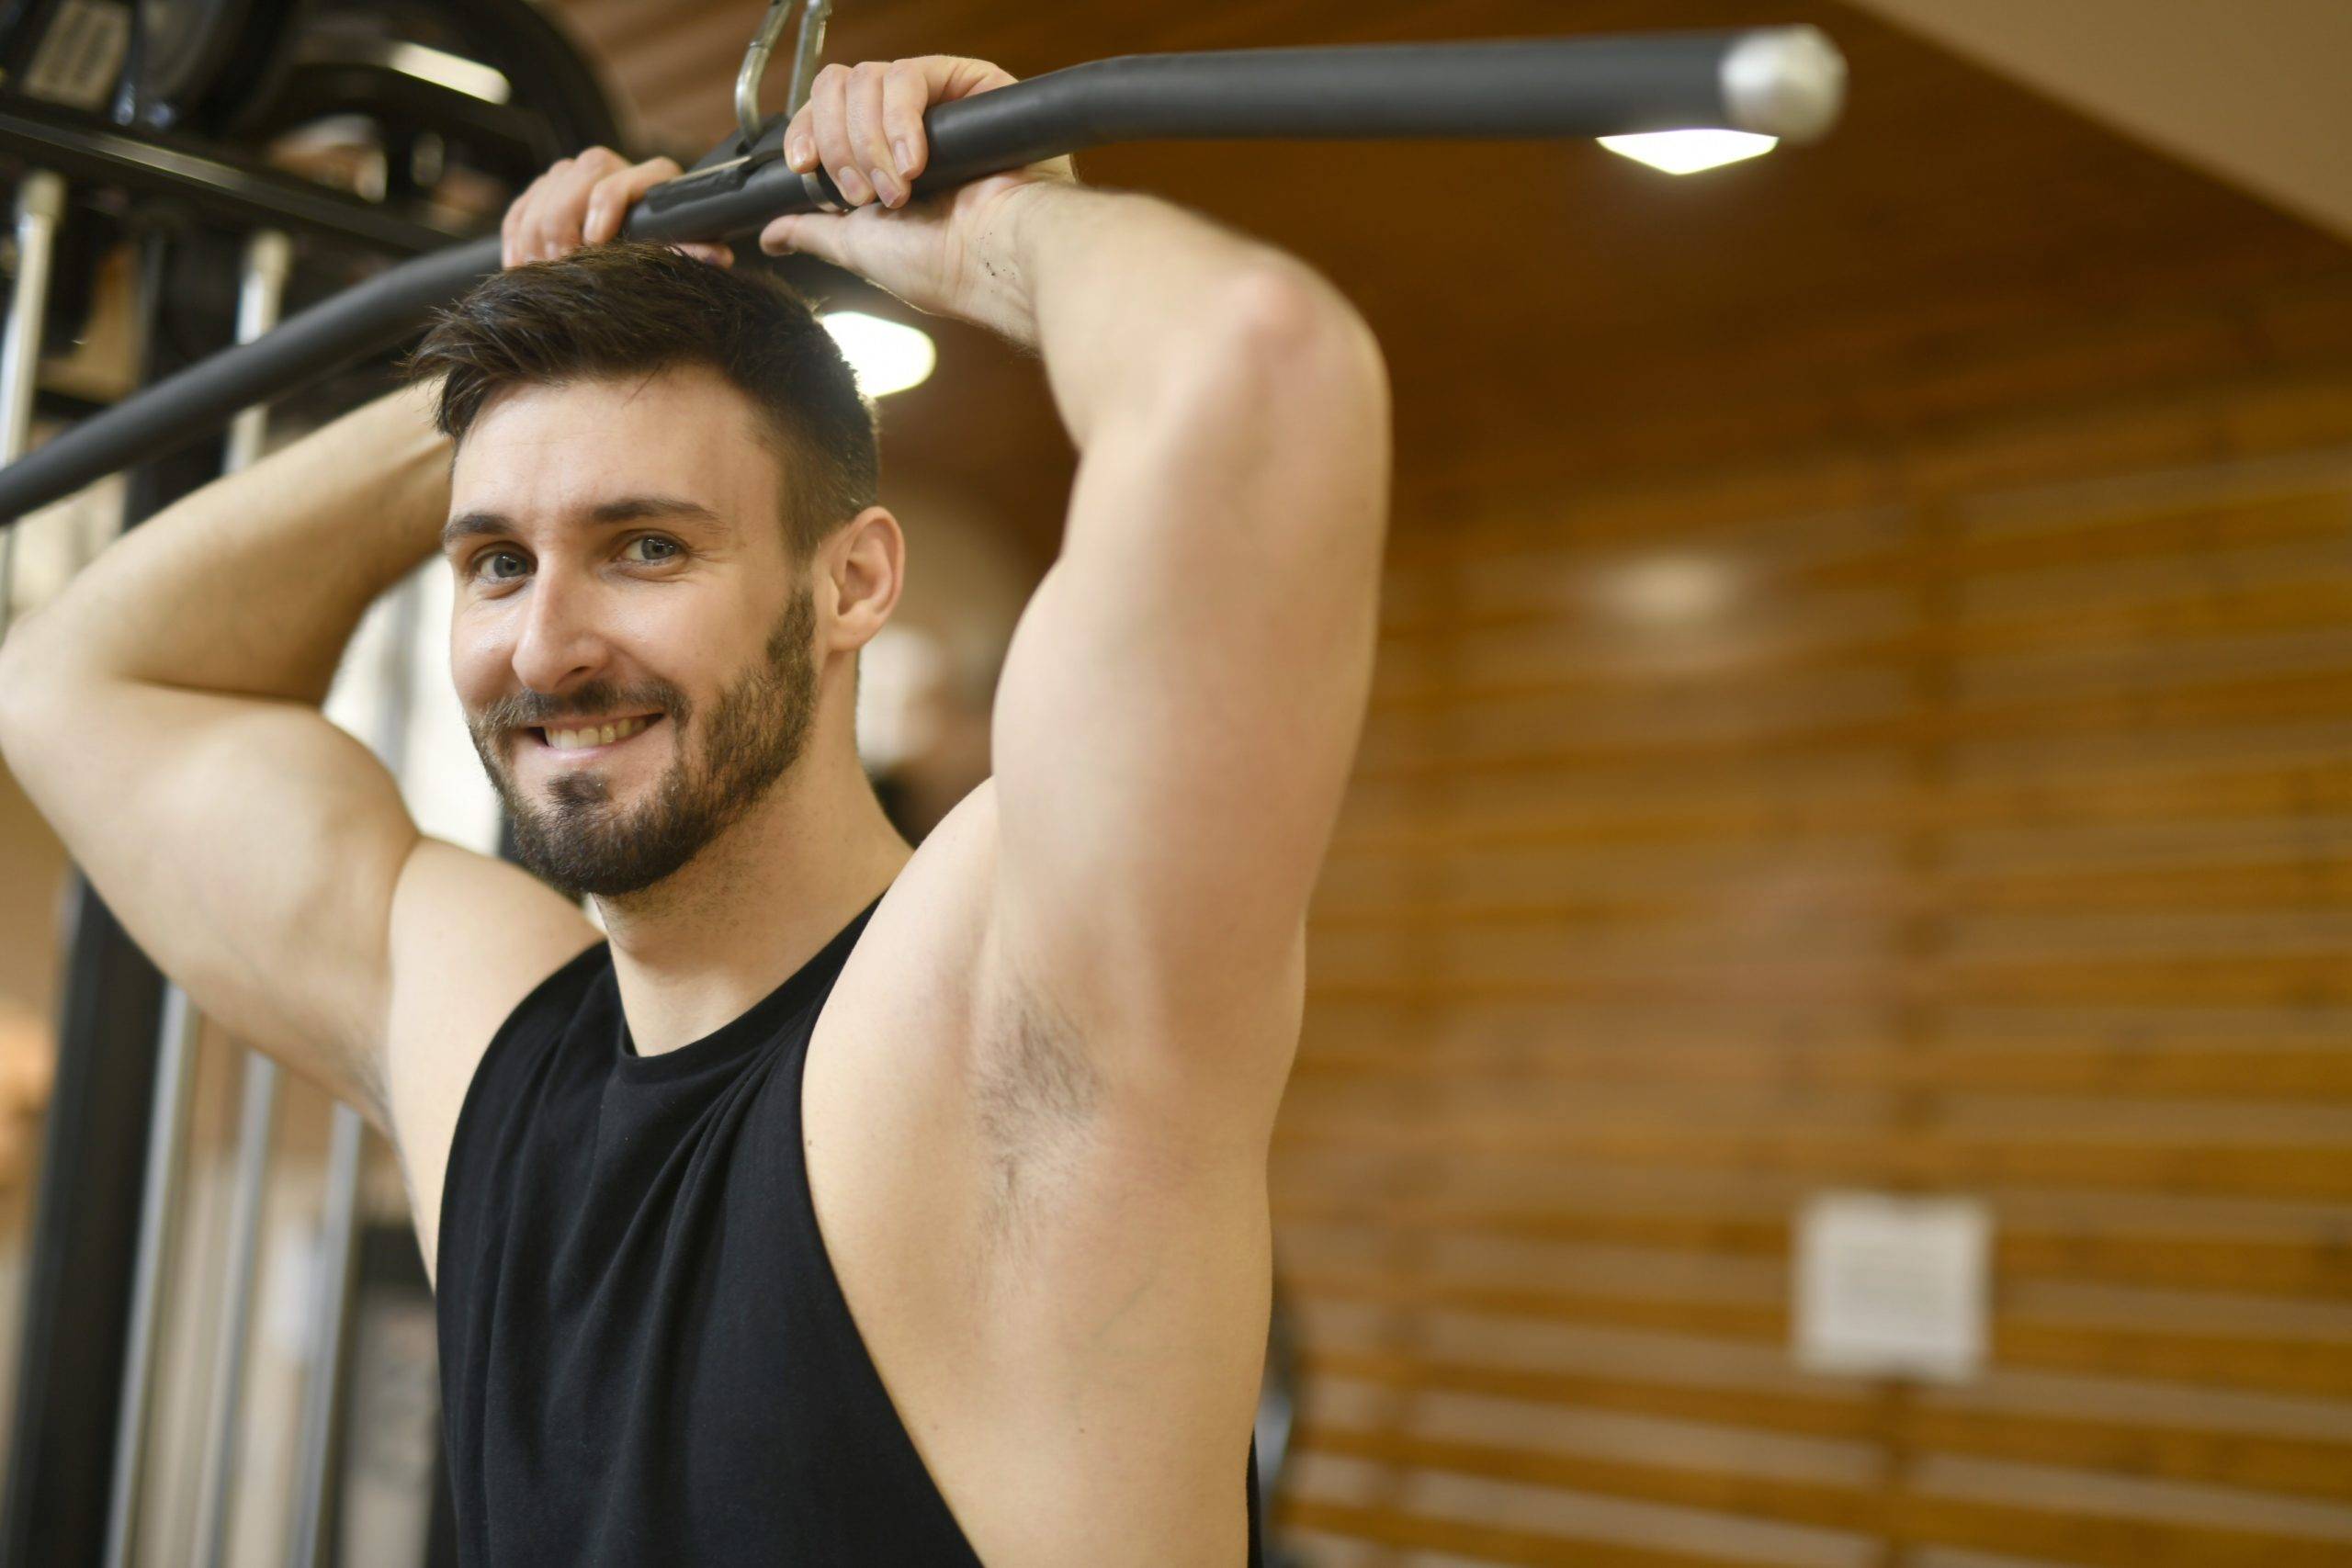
left=1721, top=26, right=1847, bottom=143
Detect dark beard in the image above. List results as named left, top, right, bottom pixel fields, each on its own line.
left=468, top=585, right=819, bottom=900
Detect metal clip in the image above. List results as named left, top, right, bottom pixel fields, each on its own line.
left=736, top=0, right=838, bottom=147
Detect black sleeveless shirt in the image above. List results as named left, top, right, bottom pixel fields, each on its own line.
left=435, top=896, right=1264, bottom=1563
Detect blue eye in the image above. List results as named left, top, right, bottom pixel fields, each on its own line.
left=624, top=536, right=681, bottom=563
left=477, top=549, right=526, bottom=580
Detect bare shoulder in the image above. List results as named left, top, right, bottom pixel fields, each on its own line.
left=382, top=837, right=601, bottom=1285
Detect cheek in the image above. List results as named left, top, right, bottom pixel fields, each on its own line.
left=449, top=621, right=506, bottom=709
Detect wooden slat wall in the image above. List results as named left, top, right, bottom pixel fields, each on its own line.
left=1273, top=377, right=2352, bottom=1567
left=546, top=9, right=2352, bottom=1561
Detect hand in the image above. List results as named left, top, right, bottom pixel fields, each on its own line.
left=757, top=56, right=1077, bottom=329
left=500, top=147, right=734, bottom=269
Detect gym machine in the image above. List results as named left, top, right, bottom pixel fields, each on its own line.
left=0, top=4, right=621, bottom=1562
left=0, top=3, right=1845, bottom=1562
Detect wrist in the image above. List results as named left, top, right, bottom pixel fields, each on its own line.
left=960, top=176, right=1099, bottom=347
left=346, top=378, right=458, bottom=570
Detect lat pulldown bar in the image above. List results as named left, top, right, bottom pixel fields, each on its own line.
left=0, top=26, right=1844, bottom=524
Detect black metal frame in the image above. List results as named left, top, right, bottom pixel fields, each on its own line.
left=0, top=230, right=234, bottom=1568
left=0, top=62, right=548, bottom=1564
left=0, top=87, right=476, bottom=256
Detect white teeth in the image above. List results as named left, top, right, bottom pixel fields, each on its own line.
left=543, top=716, right=652, bottom=751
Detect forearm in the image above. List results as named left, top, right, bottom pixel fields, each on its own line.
left=985, top=182, right=1364, bottom=450
left=1, top=377, right=450, bottom=709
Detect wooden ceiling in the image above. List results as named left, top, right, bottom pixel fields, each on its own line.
left=545, top=0, right=2352, bottom=564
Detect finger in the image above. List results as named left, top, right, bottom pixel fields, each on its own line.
left=585, top=154, right=682, bottom=245
left=581, top=166, right=635, bottom=246
left=880, top=60, right=930, bottom=185
left=809, top=64, right=872, bottom=208
left=504, top=164, right=568, bottom=266
left=556, top=146, right=630, bottom=255
left=672, top=242, right=734, bottom=267
left=523, top=155, right=580, bottom=262
left=847, top=62, right=901, bottom=208
left=543, top=152, right=616, bottom=260
left=757, top=212, right=847, bottom=271
left=530, top=147, right=625, bottom=261
left=501, top=173, right=541, bottom=267
left=784, top=100, right=818, bottom=175
left=928, top=55, right=1017, bottom=103
left=519, top=159, right=573, bottom=262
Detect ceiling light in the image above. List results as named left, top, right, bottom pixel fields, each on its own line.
left=1598, top=130, right=1778, bottom=176
left=381, top=41, right=513, bottom=106
left=1599, top=554, right=1741, bottom=626
left=822, top=310, right=936, bottom=397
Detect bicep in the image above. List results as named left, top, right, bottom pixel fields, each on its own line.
left=0, top=678, right=420, bottom=1126
left=990, top=289, right=1389, bottom=1041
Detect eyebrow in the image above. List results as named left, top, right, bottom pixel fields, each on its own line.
left=440, top=495, right=730, bottom=553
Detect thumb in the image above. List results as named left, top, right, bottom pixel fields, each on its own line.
left=757, top=211, right=851, bottom=266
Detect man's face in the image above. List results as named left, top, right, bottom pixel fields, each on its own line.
left=443, top=367, right=819, bottom=900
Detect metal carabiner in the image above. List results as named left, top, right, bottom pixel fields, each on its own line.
left=735, top=0, right=838, bottom=146
left=735, top=0, right=842, bottom=210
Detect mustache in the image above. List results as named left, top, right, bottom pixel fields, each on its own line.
left=474, top=681, right=690, bottom=732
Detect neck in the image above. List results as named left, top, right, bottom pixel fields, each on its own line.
left=593, top=721, right=912, bottom=1057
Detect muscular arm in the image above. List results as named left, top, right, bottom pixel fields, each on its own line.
left=980, top=184, right=1392, bottom=1133
left=2, top=380, right=447, bottom=702
left=0, top=381, right=591, bottom=1137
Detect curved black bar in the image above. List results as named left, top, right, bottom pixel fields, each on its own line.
left=0, top=28, right=1843, bottom=523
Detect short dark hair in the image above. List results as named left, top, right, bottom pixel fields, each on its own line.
left=400, top=241, right=878, bottom=558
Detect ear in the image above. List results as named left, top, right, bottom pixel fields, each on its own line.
left=819, top=504, right=905, bottom=655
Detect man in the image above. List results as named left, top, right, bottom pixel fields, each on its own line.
left=0, top=53, right=1387, bottom=1564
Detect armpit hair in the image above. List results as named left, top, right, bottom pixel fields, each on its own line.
left=972, top=974, right=1104, bottom=1257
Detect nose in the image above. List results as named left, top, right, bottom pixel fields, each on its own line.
left=506, top=567, right=616, bottom=698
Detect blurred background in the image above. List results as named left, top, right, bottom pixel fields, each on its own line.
left=2, top=1, right=2351, bottom=1564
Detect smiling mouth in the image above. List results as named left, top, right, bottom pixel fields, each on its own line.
left=525, top=714, right=665, bottom=756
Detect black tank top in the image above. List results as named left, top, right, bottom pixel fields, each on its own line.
left=435, top=895, right=1265, bottom=1563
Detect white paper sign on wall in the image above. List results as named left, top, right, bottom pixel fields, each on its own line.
left=1793, top=1190, right=1991, bottom=1382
